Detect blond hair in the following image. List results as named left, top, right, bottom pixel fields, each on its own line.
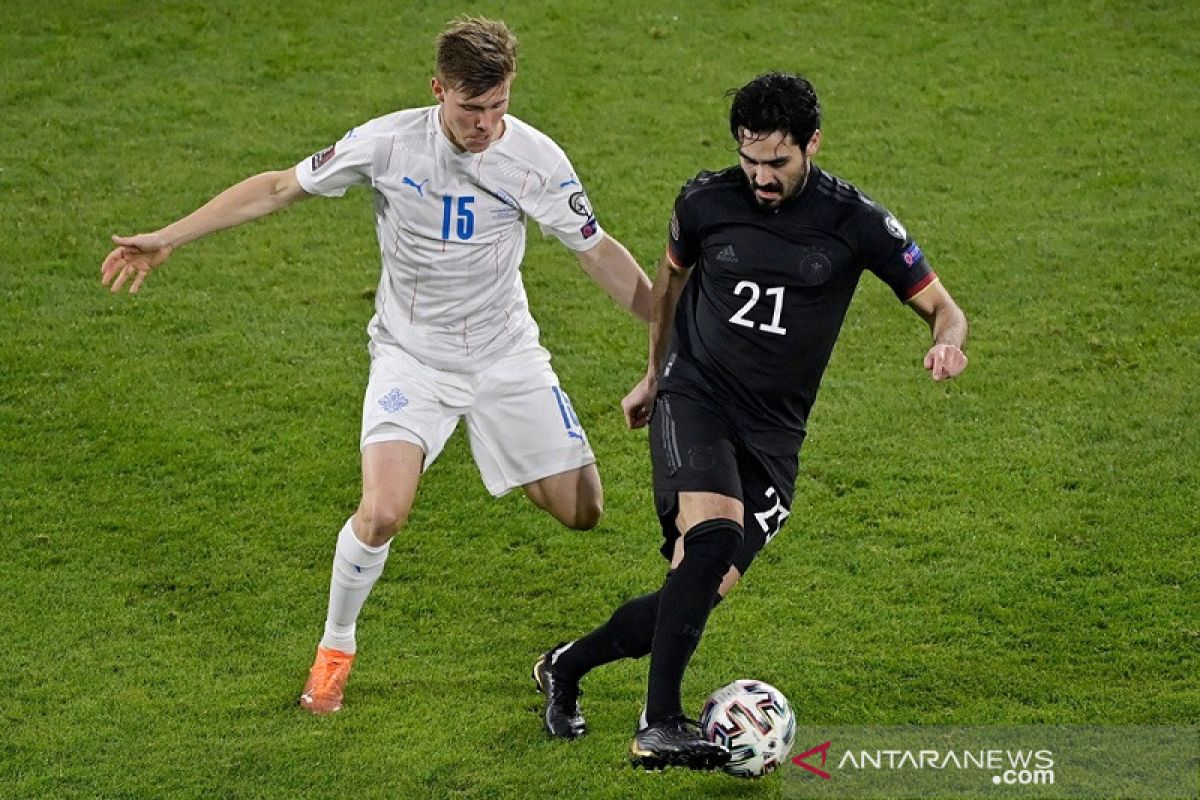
left=436, top=16, right=518, bottom=98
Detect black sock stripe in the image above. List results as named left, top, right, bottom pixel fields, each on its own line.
left=684, top=517, right=744, bottom=540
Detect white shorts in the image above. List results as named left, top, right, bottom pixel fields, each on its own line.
left=361, top=340, right=596, bottom=496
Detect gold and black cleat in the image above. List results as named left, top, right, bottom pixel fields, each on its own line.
left=630, top=716, right=730, bottom=771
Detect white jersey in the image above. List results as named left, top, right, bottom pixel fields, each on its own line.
left=295, top=106, right=605, bottom=372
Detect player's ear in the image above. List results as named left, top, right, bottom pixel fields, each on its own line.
left=805, top=129, right=822, bottom=158
left=431, top=76, right=446, bottom=103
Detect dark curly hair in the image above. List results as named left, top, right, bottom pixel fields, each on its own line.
left=729, top=72, right=821, bottom=145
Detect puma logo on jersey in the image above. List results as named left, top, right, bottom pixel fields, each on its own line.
left=402, top=176, right=428, bottom=197
left=715, top=244, right=739, bottom=263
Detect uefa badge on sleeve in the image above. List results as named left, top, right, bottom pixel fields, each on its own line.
left=884, top=214, right=906, bottom=240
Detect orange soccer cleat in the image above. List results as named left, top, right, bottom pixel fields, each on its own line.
left=300, top=646, right=356, bottom=714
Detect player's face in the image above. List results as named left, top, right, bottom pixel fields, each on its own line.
left=432, top=76, right=512, bottom=153
left=737, top=128, right=821, bottom=209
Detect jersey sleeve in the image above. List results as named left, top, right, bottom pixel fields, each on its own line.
left=528, top=154, right=605, bottom=252
left=667, top=181, right=700, bottom=269
left=858, top=204, right=937, bottom=301
left=294, top=127, right=375, bottom=198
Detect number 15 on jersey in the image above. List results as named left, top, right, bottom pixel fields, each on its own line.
left=441, top=195, right=475, bottom=241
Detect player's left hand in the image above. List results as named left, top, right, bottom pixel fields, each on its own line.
left=924, top=343, right=967, bottom=381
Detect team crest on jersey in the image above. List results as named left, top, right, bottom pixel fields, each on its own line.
left=494, top=188, right=520, bottom=210
left=311, top=145, right=336, bottom=171
left=797, top=249, right=833, bottom=286
left=482, top=187, right=521, bottom=221
left=884, top=214, right=907, bottom=240
left=568, top=190, right=593, bottom=218
left=378, top=388, right=409, bottom=413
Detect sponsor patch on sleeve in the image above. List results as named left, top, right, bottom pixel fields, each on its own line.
left=310, top=144, right=336, bottom=171
left=884, top=214, right=907, bottom=240
left=670, top=210, right=680, bottom=241
left=902, top=241, right=924, bottom=266
left=580, top=218, right=598, bottom=239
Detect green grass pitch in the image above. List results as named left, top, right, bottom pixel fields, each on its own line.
left=2, top=1, right=1196, bottom=797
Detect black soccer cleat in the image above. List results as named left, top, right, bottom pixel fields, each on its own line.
left=532, top=643, right=586, bottom=739
left=629, top=715, right=731, bottom=771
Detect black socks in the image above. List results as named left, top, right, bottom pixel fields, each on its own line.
left=551, top=590, right=662, bottom=682
left=644, top=518, right=743, bottom=723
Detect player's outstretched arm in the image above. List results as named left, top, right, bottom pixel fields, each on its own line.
left=574, top=234, right=654, bottom=323
left=908, top=280, right=969, bottom=381
left=102, top=169, right=310, bottom=294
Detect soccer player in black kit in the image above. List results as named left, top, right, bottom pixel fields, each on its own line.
left=533, top=72, right=969, bottom=770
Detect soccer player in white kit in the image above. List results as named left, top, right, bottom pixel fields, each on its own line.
left=100, top=17, right=652, bottom=714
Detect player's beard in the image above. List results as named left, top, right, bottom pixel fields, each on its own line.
left=750, top=163, right=810, bottom=209
left=748, top=158, right=816, bottom=209
left=752, top=180, right=786, bottom=209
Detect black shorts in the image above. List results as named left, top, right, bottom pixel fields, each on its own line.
left=649, top=392, right=798, bottom=575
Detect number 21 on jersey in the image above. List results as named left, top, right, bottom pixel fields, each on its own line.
left=441, top=195, right=475, bottom=241
left=729, top=280, right=787, bottom=335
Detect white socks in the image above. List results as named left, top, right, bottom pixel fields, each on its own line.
left=320, top=518, right=391, bottom=653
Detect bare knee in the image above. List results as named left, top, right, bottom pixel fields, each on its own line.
left=525, top=466, right=603, bottom=530
left=535, top=487, right=602, bottom=530
left=563, top=493, right=603, bottom=531
left=353, top=500, right=410, bottom=546
left=356, top=440, right=423, bottom=546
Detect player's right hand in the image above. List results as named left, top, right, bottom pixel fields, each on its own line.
left=101, top=233, right=175, bottom=294
left=923, top=343, right=968, bottom=381
left=621, top=374, right=658, bottom=429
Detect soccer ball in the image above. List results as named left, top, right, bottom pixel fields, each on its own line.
left=699, top=679, right=796, bottom=778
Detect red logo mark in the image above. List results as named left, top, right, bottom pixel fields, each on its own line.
left=792, top=740, right=832, bottom=780
left=310, top=145, right=336, bottom=171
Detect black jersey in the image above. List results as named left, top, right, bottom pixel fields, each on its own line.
left=662, top=164, right=936, bottom=455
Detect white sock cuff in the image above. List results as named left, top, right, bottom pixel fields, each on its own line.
left=337, top=518, right=391, bottom=566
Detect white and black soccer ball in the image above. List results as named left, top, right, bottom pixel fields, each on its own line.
left=699, top=679, right=796, bottom=778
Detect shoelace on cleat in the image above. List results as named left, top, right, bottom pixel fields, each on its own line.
left=310, top=656, right=351, bottom=693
